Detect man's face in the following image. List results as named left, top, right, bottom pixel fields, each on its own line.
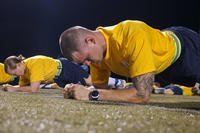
left=7, top=63, right=25, bottom=76
left=72, top=45, right=104, bottom=66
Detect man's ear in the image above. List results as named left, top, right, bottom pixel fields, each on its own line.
left=16, top=63, right=21, bottom=67
left=72, top=51, right=84, bottom=61
left=85, top=36, right=95, bottom=45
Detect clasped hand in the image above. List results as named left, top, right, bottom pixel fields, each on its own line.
left=63, top=83, right=92, bottom=100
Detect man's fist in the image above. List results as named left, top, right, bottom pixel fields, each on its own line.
left=0, top=84, right=18, bottom=92
left=63, top=84, right=91, bottom=100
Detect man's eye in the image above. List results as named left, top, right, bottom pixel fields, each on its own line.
left=87, top=57, right=92, bottom=61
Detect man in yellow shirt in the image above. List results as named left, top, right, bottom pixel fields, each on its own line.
left=2, top=55, right=125, bottom=92
left=59, top=20, right=200, bottom=103
left=3, top=55, right=89, bottom=92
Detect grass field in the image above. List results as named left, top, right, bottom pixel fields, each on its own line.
left=0, top=89, right=200, bottom=133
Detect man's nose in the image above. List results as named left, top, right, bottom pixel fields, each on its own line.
left=83, top=60, right=91, bottom=66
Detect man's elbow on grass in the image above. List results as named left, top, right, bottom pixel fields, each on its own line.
left=28, top=82, right=41, bottom=93
left=134, top=88, right=152, bottom=103
left=131, top=72, right=155, bottom=103
left=141, top=95, right=150, bottom=103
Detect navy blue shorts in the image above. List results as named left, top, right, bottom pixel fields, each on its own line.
left=155, top=27, right=200, bottom=87
left=54, top=58, right=89, bottom=87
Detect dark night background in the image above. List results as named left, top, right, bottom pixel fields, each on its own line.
left=0, top=0, right=199, bottom=62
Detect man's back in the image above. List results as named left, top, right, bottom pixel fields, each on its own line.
left=90, top=20, right=176, bottom=84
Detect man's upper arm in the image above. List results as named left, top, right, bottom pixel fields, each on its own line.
left=132, top=72, right=155, bottom=100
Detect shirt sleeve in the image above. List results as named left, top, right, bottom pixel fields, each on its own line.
left=90, top=62, right=111, bottom=84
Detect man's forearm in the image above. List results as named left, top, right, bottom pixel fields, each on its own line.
left=98, top=88, right=146, bottom=103
left=14, top=86, right=39, bottom=92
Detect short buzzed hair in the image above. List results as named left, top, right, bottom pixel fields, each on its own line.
left=59, top=26, right=91, bottom=60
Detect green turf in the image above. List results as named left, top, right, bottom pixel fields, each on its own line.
left=0, top=89, right=200, bottom=133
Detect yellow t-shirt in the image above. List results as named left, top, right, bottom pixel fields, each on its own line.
left=0, top=63, right=14, bottom=84
left=19, top=55, right=59, bottom=86
left=90, top=20, right=176, bottom=84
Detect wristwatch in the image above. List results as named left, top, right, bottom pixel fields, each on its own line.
left=88, top=86, right=99, bottom=101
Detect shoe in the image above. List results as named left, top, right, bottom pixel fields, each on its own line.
left=115, top=79, right=126, bottom=89
left=153, top=88, right=165, bottom=94
left=192, top=82, right=200, bottom=95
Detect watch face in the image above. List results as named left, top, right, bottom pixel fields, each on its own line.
left=92, top=90, right=99, bottom=97
left=89, top=90, right=99, bottom=100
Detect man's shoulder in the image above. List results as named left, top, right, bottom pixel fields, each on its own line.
left=119, top=20, right=147, bottom=27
